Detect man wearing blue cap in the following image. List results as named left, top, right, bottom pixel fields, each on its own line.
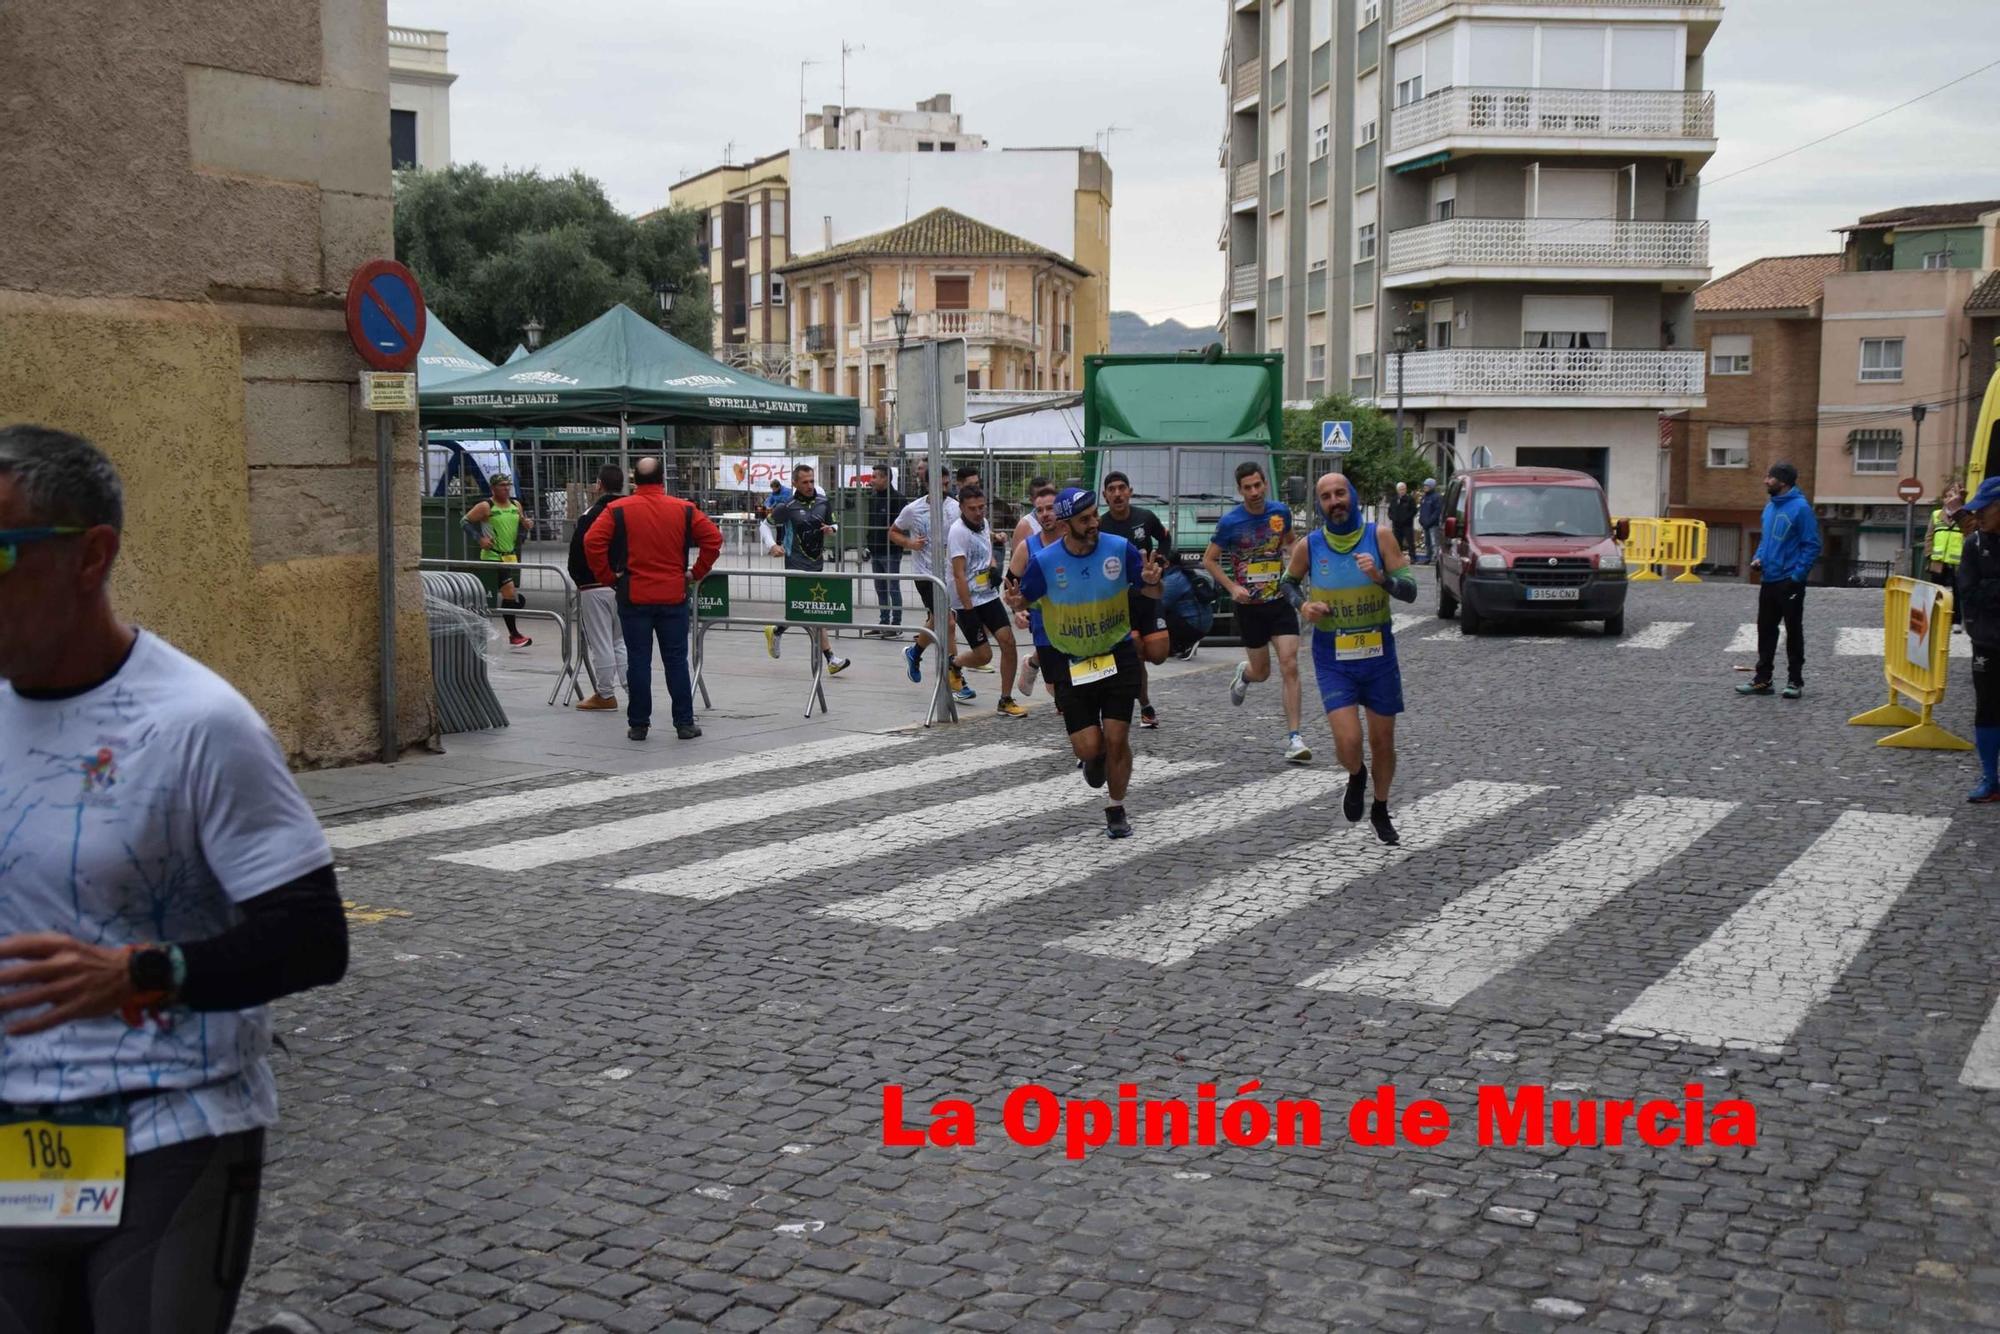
left=1955, top=475, right=2000, bottom=802
left=1007, top=488, right=1166, bottom=839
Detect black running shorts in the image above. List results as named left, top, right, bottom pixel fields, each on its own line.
left=953, top=599, right=1011, bottom=648
left=1040, top=640, right=1142, bottom=735
left=1235, top=598, right=1299, bottom=649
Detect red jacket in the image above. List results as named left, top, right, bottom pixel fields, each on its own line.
left=584, top=483, right=723, bottom=607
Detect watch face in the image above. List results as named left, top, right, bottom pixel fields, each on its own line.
left=131, top=948, right=173, bottom=994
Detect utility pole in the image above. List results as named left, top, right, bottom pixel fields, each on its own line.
left=1906, top=402, right=1928, bottom=577
left=840, top=41, right=865, bottom=147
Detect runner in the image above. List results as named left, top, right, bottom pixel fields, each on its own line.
left=1008, top=475, right=1053, bottom=555
left=763, top=464, right=851, bottom=675
left=1006, top=483, right=1063, bottom=698
left=462, top=472, right=532, bottom=647
left=0, top=425, right=348, bottom=1330
left=1204, top=461, right=1310, bottom=763
left=1007, top=488, right=1167, bottom=839
left=1098, top=471, right=1175, bottom=728
left=892, top=482, right=975, bottom=702
left=1283, top=471, right=1415, bottom=844
left=947, top=487, right=1027, bottom=718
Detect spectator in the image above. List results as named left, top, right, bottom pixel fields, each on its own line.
left=1738, top=461, right=1822, bottom=700
left=1418, top=478, right=1443, bottom=564
left=1955, top=476, right=2000, bottom=802
left=1388, top=481, right=1418, bottom=556
left=764, top=464, right=852, bottom=675
left=1928, top=483, right=1966, bottom=589
left=863, top=463, right=904, bottom=638
left=568, top=463, right=627, bottom=712
left=584, top=455, right=722, bottom=742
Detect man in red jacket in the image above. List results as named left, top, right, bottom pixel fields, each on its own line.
left=584, top=456, right=723, bottom=742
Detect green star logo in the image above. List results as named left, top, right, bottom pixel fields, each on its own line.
left=810, top=582, right=829, bottom=602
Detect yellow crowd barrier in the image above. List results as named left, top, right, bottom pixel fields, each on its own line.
left=1847, top=576, right=1972, bottom=751
left=1616, top=517, right=1707, bottom=583
left=1621, top=516, right=1664, bottom=581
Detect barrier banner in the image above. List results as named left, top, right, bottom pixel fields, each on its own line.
left=1906, top=581, right=1937, bottom=667
left=786, top=576, right=853, bottom=625
left=719, top=455, right=819, bottom=491
left=697, top=574, right=730, bottom=619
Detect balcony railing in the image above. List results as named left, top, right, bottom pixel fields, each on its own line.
left=1385, top=218, right=1711, bottom=277
left=1231, top=161, right=1259, bottom=204
left=1393, top=0, right=1720, bottom=27
left=718, top=342, right=795, bottom=379
left=1230, top=264, right=1259, bottom=306
left=1385, top=348, right=1705, bottom=400
left=867, top=309, right=1037, bottom=345
left=803, top=323, right=833, bottom=352
left=1233, top=60, right=1261, bottom=103
left=1391, top=87, right=1716, bottom=155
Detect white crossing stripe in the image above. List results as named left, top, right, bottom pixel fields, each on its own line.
left=327, top=734, right=911, bottom=849
left=824, top=768, right=1356, bottom=931
left=1053, top=781, right=1549, bottom=967
left=1727, top=623, right=1757, bottom=654
left=1618, top=622, right=1692, bottom=650
left=438, top=744, right=1049, bottom=872
left=1957, top=1000, right=2000, bottom=1090
left=1300, top=796, right=1736, bottom=1006
left=623, top=759, right=1216, bottom=900
left=1836, top=626, right=1972, bottom=659
left=1606, top=810, right=1951, bottom=1052
left=1393, top=614, right=1428, bottom=636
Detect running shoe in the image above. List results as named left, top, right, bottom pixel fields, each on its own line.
left=996, top=696, right=1028, bottom=718
left=1370, top=799, right=1400, bottom=846
left=764, top=626, right=781, bottom=660
left=1139, top=705, right=1159, bottom=730
left=1229, top=662, right=1248, bottom=707
left=967, top=661, right=996, bottom=674
left=880, top=629, right=904, bottom=640
left=1284, top=732, right=1312, bottom=765
left=904, top=643, right=924, bottom=684
left=1084, top=755, right=1107, bottom=789
left=827, top=657, right=852, bottom=675
left=1018, top=657, right=1040, bottom=696
left=1174, top=646, right=1198, bottom=662
left=949, top=667, right=974, bottom=700
left=1104, top=806, right=1132, bottom=839
left=1780, top=683, right=1803, bottom=699
left=953, top=685, right=978, bottom=703
left=1734, top=680, right=1772, bottom=696
left=1970, top=777, right=2000, bottom=804
left=509, top=633, right=533, bottom=649
left=1343, top=764, right=1368, bottom=823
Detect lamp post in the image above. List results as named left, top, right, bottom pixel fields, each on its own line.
left=652, top=278, right=678, bottom=329
left=522, top=316, right=543, bottom=350
left=1392, top=324, right=1414, bottom=454
left=653, top=280, right=681, bottom=485
left=889, top=301, right=912, bottom=452
left=1906, top=402, right=1928, bottom=577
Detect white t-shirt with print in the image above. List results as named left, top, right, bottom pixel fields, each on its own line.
left=946, top=519, right=1003, bottom=611
left=0, top=631, right=331, bottom=1156
left=891, top=496, right=961, bottom=579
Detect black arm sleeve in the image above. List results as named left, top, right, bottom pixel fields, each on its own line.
left=178, top=864, right=349, bottom=1012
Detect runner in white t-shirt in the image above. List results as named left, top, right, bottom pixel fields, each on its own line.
left=1005, top=483, right=1063, bottom=698
left=891, top=489, right=973, bottom=701
left=0, top=426, right=347, bottom=1332
left=947, top=488, right=1025, bottom=718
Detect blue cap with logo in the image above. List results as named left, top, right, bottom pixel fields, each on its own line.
left=1964, top=476, right=2000, bottom=514
left=1054, top=487, right=1096, bottom=519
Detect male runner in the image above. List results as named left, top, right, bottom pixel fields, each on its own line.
left=1098, top=471, right=1174, bottom=728
left=1205, top=461, right=1309, bottom=763
left=947, top=488, right=1026, bottom=717
left=1007, top=484, right=1062, bottom=698
left=1008, top=475, right=1052, bottom=555
left=892, top=482, right=975, bottom=702
left=764, top=464, right=851, bottom=675
left=463, top=472, right=532, bottom=647
left=1008, top=488, right=1166, bottom=839
left=1282, top=471, right=1415, bottom=844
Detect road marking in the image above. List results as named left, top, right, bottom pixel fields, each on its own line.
left=438, top=744, right=1048, bottom=871
left=1618, top=622, right=1692, bottom=650
left=1727, top=624, right=1757, bottom=654
left=1957, top=1000, right=2000, bottom=1089
left=1052, top=781, right=1549, bottom=966
left=1300, top=796, right=1736, bottom=1006
left=623, top=759, right=1216, bottom=900
left=1606, top=810, right=1951, bottom=1052
left=824, top=768, right=1356, bottom=930
left=326, top=734, right=911, bottom=849
left=1837, top=626, right=1972, bottom=659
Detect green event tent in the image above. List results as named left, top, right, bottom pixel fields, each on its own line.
left=505, top=344, right=530, bottom=364
left=418, top=304, right=859, bottom=428
left=414, top=310, right=496, bottom=386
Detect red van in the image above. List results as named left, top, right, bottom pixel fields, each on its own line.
left=1434, top=467, right=1630, bottom=636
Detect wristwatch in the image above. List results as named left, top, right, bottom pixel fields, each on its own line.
left=127, top=944, right=178, bottom=999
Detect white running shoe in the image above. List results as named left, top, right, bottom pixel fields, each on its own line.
left=1018, top=656, right=1040, bottom=697
left=1284, top=732, right=1312, bottom=765
left=1229, top=662, right=1248, bottom=707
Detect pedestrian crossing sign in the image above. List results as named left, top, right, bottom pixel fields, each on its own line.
left=1322, top=420, right=1354, bottom=454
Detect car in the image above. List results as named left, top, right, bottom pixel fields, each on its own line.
left=1433, top=466, right=1630, bottom=637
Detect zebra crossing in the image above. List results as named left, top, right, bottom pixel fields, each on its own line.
left=330, top=732, right=1995, bottom=1086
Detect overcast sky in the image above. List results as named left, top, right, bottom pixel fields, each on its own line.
left=393, top=0, right=2000, bottom=326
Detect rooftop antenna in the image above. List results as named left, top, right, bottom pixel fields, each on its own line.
left=1095, top=124, right=1128, bottom=158
left=798, top=58, right=824, bottom=141
left=840, top=40, right=866, bottom=147
left=721, top=139, right=736, bottom=167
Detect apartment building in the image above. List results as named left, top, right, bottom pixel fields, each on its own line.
left=801, top=93, right=988, bottom=153
left=388, top=25, right=454, bottom=170
left=1219, top=0, right=1719, bottom=513
left=666, top=153, right=794, bottom=377
left=778, top=208, right=1087, bottom=445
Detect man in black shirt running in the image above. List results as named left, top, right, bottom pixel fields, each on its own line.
left=1098, top=472, right=1174, bottom=728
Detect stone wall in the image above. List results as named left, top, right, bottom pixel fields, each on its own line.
left=0, top=0, right=432, bottom=765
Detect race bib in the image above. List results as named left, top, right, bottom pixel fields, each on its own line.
left=1069, top=652, right=1119, bottom=685
left=977, top=567, right=999, bottom=590
left=1334, top=630, right=1384, bottom=662
left=1245, top=560, right=1282, bottom=586
left=0, top=1098, right=126, bottom=1228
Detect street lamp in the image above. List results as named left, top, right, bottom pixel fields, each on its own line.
left=891, top=300, right=912, bottom=348
left=522, top=316, right=543, bottom=350
left=1392, top=324, right=1415, bottom=453
left=889, top=302, right=913, bottom=452
left=652, top=279, right=678, bottom=329
left=1906, top=402, right=1928, bottom=576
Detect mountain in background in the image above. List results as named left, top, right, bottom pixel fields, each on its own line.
left=1108, top=310, right=1215, bottom=355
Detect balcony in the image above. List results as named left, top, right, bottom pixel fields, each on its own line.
left=718, top=342, right=794, bottom=379
left=1233, top=60, right=1261, bottom=105
left=1384, top=217, right=1711, bottom=288
left=1230, top=264, right=1258, bottom=311
left=1388, top=87, right=1717, bottom=168
left=867, top=309, right=1037, bottom=346
left=1391, top=0, right=1723, bottom=54
left=1383, top=347, right=1705, bottom=409
left=803, top=323, right=833, bottom=353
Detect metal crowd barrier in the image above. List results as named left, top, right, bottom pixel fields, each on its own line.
left=417, top=558, right=585, bottom=706
left=1848, top=576, right=1972, bottom=751
left=420, top=571, right=509, bottom=733
left=690, top=565, right=960, bottom=725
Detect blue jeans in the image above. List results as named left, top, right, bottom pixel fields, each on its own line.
left=620, top=601, right=694, bottom=729
left=868, top=548, right=904, bottom=623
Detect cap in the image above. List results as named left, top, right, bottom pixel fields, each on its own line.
left=1423, top=477, right=1436, bottom=488
left=489, top=472, right=512, bottom=485
left=1054, top=487, right=1096, bottom=520
left=1964, top=476, right=2000, bottom=514
left=1768, top=461, right=1798, bottom=488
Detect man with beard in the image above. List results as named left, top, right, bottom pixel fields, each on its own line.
left=947, top=487, right=1026, bottom=718
left=1737, top=461, right=1821, bottom=700
left=1283, top=471, right=1416, bottom=845
left=1098, top=471, right=1175, bottom=728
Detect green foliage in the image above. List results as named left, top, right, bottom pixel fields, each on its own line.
left=1280, top=393, right=1435, bottom=504
left=393, top=165, right=710, bottom=362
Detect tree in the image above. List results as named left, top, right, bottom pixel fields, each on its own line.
left=393, top=165, right=710, bottom=362
left=1281, top=392, right=1435, bottom=508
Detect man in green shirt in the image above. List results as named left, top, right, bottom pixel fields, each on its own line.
left=463, top=473, right=532, bottom=648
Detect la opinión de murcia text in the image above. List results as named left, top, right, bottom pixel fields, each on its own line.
left=882, top=1082, right=1759, bottom=1162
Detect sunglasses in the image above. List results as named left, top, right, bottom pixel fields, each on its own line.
left=0, top=527, right=86, bottom=575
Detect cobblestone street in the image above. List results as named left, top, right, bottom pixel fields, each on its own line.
left=252, top=582, right=2000, bottom=1333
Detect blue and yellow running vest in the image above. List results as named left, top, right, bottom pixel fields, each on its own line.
left=1306, top=524, right=1395, bottom=664
left=1029, top=534, right=1139, bottom=658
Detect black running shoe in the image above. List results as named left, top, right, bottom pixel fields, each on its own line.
left=1105, top=806, right=1132, bottom=839
left=1343, top=765, right=1368, bottom=823
left=1370, top=799, right=1400, bottom=846
left=1084, top=755, right=1107, bottom=789
left=1139, top=705, right=1158, bottom=729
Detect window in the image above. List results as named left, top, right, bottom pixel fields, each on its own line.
left=1859, top=337, right=1904, bottom=382
left=967, top=368, right=983, bottom=390
left=917, top=141, right=935, bottom=151
left=844, top=277, right=862, bottom=325
left=940, top=142, right=956, bottom=152
left=1850, top=428, right=1902, bottom=474
left=1358, top=119, right=1377, bottom=146
left=1357, top=223, right=1377, bottom=261
left=390, top=109, right=418, bottom=169
left=749, top=273, right=764, bottom=306
left=770, top=275, right=786, bottom=307
left=1431, top=174, right=1456, bottom=222
left=934, top=276, right=970, bottom=310
left=748, top=202, right=762, bottom=240
left=1706, top=427, right=1749, bottom=469
left=1923, top=249, right=1953, bottom=270
left=1313, top=123, right=1330, bottom=160
left=1355, top=351, right=1376, bottom=378
left=1710, top=334, right=1752, bottom=376
left=1309, top=344, right=1327, bottom=379
left=710, top=212, right=723, bottom=250
left=1396, top=72, right=1424, bottom=106
left=1362, top=2, right=1379, bottom=24
left=711, top=284, right=723, bottom=315
left=1522, top=295, right=1610, bottom=349
left=769, top=200, right=786, bottom=236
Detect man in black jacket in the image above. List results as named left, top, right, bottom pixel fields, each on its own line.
left=1956, top=476, right=2000, bottom=802
left=1389, top=482, right=1419, bottom=557
left=862, top=464, right=904, bottom=637
left=567, top=464, right=626, bottom=711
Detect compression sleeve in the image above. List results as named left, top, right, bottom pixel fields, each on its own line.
left=178, top=864, right=349, bottom=1012
left=1386, top=568, right=1418, bottom=604
left=1279, top=574, right=1307, bottom=610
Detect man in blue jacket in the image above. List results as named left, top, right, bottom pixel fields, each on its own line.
left=1417, top=479, right=1443, bottom=564
left=1738, top=461, right=1822, bottom=699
